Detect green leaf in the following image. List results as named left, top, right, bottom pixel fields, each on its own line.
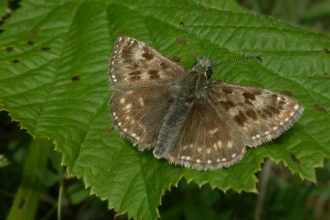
left=37, top=168, right=60, bottom=187
left=66, top=182, right=90, bottom=205
left=0, top=0, right=329, bottom=219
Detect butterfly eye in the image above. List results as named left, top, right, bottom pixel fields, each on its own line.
left=206, top=68, right=212, bottom=78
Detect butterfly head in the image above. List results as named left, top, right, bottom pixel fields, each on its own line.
left=193, top=57, right=214, bottom=79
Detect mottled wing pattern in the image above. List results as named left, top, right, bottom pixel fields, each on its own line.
left=164, top=82, right=303, bottom=170
left=109, top=36, right=187, bottom=150
left=164, top=98, right=244, bottom=170
left=110, top=86, right=174, bottom=150
left=207, top=82, right=304, bottom=147
left=108, top=36, right=185, bottom=90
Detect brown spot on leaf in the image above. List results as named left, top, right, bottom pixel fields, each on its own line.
left=107, top=127, right=115, bottom=132
left=289, top=152, right=301, bottom=166
left=71, top=74, right=80, bottom=82
left=11, top=59, right=20, bottom=63
left=312, top=103, right=327, bottom=113
left=118, top=27, right=125, bottom=33
left=171, top=56, right=181, bottom=63
left=5, top=46, right=14, bottom=52
left=176, top=38, right=187, bottom=45
left=41, top=46, right=51, bottom=51
left=245, top=109, right=257, bottom=120
left=324, top=72, right=330, bottom=78
left=191, top=53, right=198, bottom=58
left=234, top=111, right=248, bottom=126
left=220, top=100, right=235, bottom=110
left=29, top=29, right=39, bottom=36
left=27, top=40, right=35, bottom=46
left=280, top=90, right=293, bottom=97
left=148, top=70, right=159, bottom=79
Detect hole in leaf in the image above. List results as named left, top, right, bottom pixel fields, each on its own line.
left=27, top=40, right=35, bottom=46
left=11, top=59, right=20, bottom=63
left=41, top=46, right=51, bottom=51
left=71, top=74, right=80, bottom=82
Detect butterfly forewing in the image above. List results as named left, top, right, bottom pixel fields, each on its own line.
left=108, top=36, right=186, bottom=90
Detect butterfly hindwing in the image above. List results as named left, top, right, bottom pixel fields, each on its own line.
left=162, top=98, right=245, bottom=170
left=110, top=86, right=174, bottom=150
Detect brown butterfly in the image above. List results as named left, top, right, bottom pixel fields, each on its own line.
left=108, top=35, right=303, bottom=170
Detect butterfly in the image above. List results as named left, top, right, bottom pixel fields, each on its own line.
left=108, top=34, right=303, bottom=170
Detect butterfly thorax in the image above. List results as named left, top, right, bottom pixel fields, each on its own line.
left=177, top=57, right=213, bottom=100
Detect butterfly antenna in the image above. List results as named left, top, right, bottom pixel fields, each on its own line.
left=213, top=55, right=262, bottom=67
left=180, top=22, right=199, bottom=61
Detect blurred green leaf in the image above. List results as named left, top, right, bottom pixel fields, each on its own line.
left=0, top=0, right=329, bottom=219
left=0, top=0, right=7, bottom=18
left=0, top=155, right=9, bottom=167
left=66, top=182, right=90, bottom=205
left=7, top=138, right=52, bottom=220
left=37, top=168, right=59, bottom=187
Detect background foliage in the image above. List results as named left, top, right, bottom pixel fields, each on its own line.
left=1, top=0, right=330, bottom=219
